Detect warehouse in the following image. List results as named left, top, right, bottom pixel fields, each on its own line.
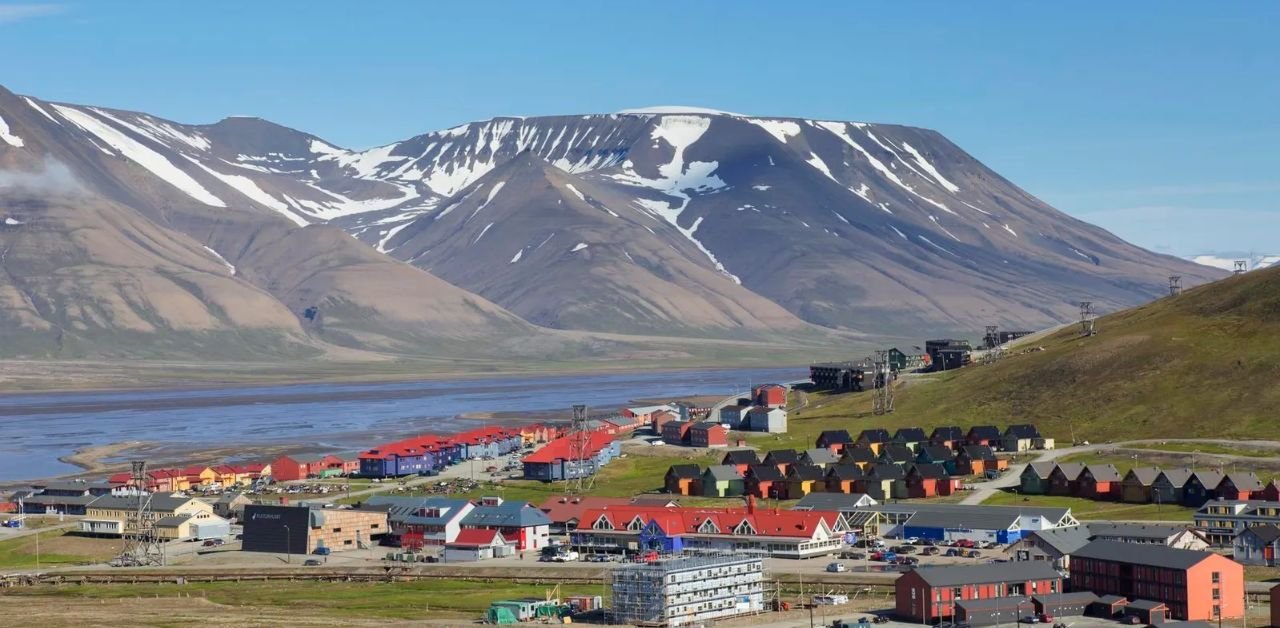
left=854, top=503, right=1078, bottom=542
left=611, top=554, right=765, bottom=627
left=78, top=494, right=215, bottom=537
left=242, top=504, right=387, bottom=556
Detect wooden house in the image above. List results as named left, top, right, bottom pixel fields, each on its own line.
left=1078, top=464, right=1122, bottom=501
left=916, top=445, right=958, bottom=475
left=929, top=426, right=965, bottom=449
left=1216, top=473, right=1264, bottom=501
left=1182, top=471, right=1224, bottom=507
left=816, top=429, right=855, bottom=455
left=906, top=463, right=949, bottom=498
left=966, top=425, right=1001, bottom=447
left=857, top=429, right=892, bottom=454
left=825, top=464, right=864, bottom=494
left=1048, top=463, right=1085, bottom=496
left=1152, top=469, right=1192, bottom=505
left=892, top=427, right=928, bottom=453
left=721, top=450, right=759, bottom=475
left=700, top=466, right=744, bottom=498
left=839, top=445, right=877, bottom=471
left=743, top=464, right=785, bottom=499
left=957, top=445, right=999, bottom=476
left=664, top=464, right=703, bottom=496
left=762, top=449, right=800, bottom=475
left=879, top=444, right=916, bottom=465
left=1120, top=467, right=1161, bottom=503
left=801, top=448, right=840, bottom=469
left=1020, top=461, right=1057, bottom=495
left=783, top=464, right=826, bottom=500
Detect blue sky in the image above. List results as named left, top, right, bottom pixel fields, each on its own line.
left=1, top=1, right=1276, bottom=255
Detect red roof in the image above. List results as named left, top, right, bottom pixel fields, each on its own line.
left=577, top=505, right=834, bottom=539
left=449, top=528, right=507, bottom=547
left=538, top=496, right=635, bottom=524
left=522, top=431, right=616, bottom=464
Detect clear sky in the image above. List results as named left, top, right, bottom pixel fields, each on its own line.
left=1, top=1, right=1276, bottom=256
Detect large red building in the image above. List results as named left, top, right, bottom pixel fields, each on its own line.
left=753, top=384, right=787, bottom=408
left=1069, top=541, right=1244, bottom=622
left=895, top=563, right=1063, bottom=624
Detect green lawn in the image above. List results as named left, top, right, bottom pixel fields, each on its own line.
left=1, top=580, right=581, bottom=620
left=982, top=490, right=1195, bottom=521
left=0, top=530, right=118, bottom=568
left=1127, top=441, right=1278, bottom=458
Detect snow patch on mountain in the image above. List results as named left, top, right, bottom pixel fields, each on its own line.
left=564, top=183, right=586, bottom=203
left=747, top=119, right=802, bottom=144
left=570, top=242, right=589, bottom=252
left=202, top=245, right=236, bottom=275
left=618, top=106, right=745, bottom=116
left=815, top=121, right=956, bottom=216
left=52, top=105, right=227, bottom=207
left=181, top=156, right=308, bottom=225
left=752, top=185, right=771, bottom=191
left=509, top=248, right=524, bottom=264
left=0, top=114, right=24, bottom=147
left=900, top=142, right=960, bottom=193
left=473, top=222, right=495, bottom=244
left=23, top=97, right=60, bottom=125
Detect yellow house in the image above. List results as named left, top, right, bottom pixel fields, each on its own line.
left=183, top=466, right=218, bottom=487
left=80, top=495, right=214, bottom=537
left=211, top=465, right=239, bottom=486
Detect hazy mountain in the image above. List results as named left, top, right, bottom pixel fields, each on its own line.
left=1189, top=253, right=1279, bottom=272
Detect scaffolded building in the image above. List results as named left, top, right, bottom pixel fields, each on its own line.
left=611, top=553, right=766, bottom=627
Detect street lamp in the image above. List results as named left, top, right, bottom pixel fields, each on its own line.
left=284, top=524, right=291, bottom=564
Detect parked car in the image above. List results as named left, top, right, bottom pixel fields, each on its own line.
left=967, top=550, right=982, bottom=558
left=945, top=548, right=962, bottom=557
left=895, top=556, right=919, bottom=566
left=923, top=546, right=940, bottom=556
left=303, top=559, right=322, bottom=566
left=313, top=547, right=331, bottom=555
left=1037, top=613, right=1054, bottom=623
left=896, top=545, right=917, bottom=554
left=551, top=550, right=579, bottom=562
left=826, top=562, right=848, bottom=573
left=838, top=551, right=865, bottom=560
left=201, top=539, right=223, bottom=547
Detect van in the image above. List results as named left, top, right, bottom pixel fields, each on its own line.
left=813, top=594, right=849, bottom=606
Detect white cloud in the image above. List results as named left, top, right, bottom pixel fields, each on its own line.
left=1073, top=205, right=1280, bottom=256
left=0, top=3, right=65, bottom=25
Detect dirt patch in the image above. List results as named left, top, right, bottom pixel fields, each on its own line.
left=0, top=596, right=456, bottom=627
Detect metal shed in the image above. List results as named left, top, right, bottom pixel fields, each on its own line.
left=191, top=517, right=231, bottom=540
left=1032, top=592, right=1098, bottom=618
left=1087, top=594, right=1129, bottom=618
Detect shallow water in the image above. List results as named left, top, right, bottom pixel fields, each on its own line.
left=0, top=366, right=803, bottom=482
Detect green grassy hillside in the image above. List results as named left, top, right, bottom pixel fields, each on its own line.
left=807, top=266, right=1280, bottom=442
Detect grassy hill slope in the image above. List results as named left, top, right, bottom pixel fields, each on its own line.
left=805, top=266, right=1280, bottom=442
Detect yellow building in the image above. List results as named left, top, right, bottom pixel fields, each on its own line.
left=183, top=466, right=218, bottom=487
left=80, top=494, right=214, bottom=537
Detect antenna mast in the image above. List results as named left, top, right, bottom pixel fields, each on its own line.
left=872, top=350, right=894, bottom=415
left=567, top=404, right=595, bottom=494
left=114, top=460, right=165, bottom=567
left=1168, top=276, right=1182, bottom=297
left=1234, top=260, right=1248, bottom=274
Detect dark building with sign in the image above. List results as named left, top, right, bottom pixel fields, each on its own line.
left=242, top=504, right=387, bottom=555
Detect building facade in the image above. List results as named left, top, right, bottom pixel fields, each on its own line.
left=611, top=554, right=765, bottom=627
left=1068, top=540, right=1244, bottom=622
left=895, top=562, right=1063, bottom=624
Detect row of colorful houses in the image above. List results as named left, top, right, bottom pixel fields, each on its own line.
left=106, top=462, right=271, bottom=492
left=359, top=425, right=558, bottom=478
left=1020, top=462, right=1272, bottom=507
left=815, top=424, right=1052, bottom=455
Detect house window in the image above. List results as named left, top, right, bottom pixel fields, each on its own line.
left=1213, top=605, right=1221, bottom=617
left=344, top=539, right=353, bottom=545
left=1212, top=589, right=1220, bottom=600
left=1050, top=580, right=1058, bottom=593
left=333, top=528, right=342, bottom=533
left=1211, top=571, right=1220, bottom=583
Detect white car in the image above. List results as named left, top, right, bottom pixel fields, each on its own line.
left=826, top=562, right=847, bottom=573
left=552, top=551, right=580, bottom=562
left=904, top=536, right=921, bottom=544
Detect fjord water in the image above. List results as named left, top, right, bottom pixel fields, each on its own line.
left=0, top=367, right=803, bottom=482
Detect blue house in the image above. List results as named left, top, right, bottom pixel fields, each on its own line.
left=638, top=518, right=685, bottom=553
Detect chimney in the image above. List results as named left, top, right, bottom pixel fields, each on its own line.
left=746, top=495, right=756, bottom=514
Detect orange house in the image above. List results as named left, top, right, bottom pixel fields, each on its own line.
left=1071, top=541, right=1243, bottom=622
left=271, top=455, right=309, bottom=481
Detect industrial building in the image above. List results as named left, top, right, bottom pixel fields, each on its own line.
left=78, top=494, right=215, bottom=537
left=611, top=554, right=766, bottom=627
left=241, top=504, right=387, bottom=555
left=838, top=503, right=1078, bottom=543
left=895, top=562, right=1064, bottom=624
left=1068, top=540, right=1244, bottom=622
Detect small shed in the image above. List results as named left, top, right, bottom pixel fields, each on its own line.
left=443, top=528, right=514, bottom=562
left=1124, top=599, right=1168, bottom=625
left=1032, top=592, right=1098, bottom=618
left=191, top=515, right=232, bottom=541
left=1088, top=595, right=1129, bottom=619
left=955, top=596, right=1031, bottom=626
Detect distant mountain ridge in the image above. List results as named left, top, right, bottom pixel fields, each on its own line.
left=0, top=86, right=1222, bottom=358
left=1189, top=253, right=1279, bottom=272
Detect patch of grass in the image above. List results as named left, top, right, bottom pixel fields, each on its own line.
left=1, top=580, right=575, bottom=619
left=1128, top=442, right=1277, bottom=458
left=982, top=490, right=1195, bottom=521
left=1244, top=566, right=1280, bottom=584
left=0, top=530, right=118, bottom=568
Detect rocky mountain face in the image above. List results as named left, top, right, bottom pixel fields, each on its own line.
left=0, top=88, right=1221, bottom=358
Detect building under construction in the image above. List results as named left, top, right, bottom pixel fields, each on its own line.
left=611, top=553, right=766, bottom=627
left=809, top=362, right=866, bottom=391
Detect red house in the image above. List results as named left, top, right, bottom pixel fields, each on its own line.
left=689, top=422, right=728, bottom=448
left=271, top=455, right=309, bottom=482
left=743, top=465, right=785, bottom=499
left=896, top=562, right=1064, bottom=624
left=1047, top=463, right=1084, bottom=496
left=1217, top=473, right=1264, bottom=501
left=753, top=384, right=787, bottom=408
left=661, top=420, right=692, bottom=446
left=1258, top=481, right=1280, bottom=502
left=906, top=463, right=948, bottom=498
left=1077, top=464, right=1122, bottom=500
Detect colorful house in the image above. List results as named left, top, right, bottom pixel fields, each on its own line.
left=857, top=429, right=892, bottom=454
left=840, top=446, right=878, bottom=471
left=1020, top=461, right=1056, bottom=495
left=664, top=465, right=703, bottom=496
left=816, top=430, right=855, bottom=455
left=825, top=464, right=865, bottom=494
left=782, top=464, right=825, bottom=500
left=701, top=466, right=744, bottom=498
left=744, top=464, right=785, bottom=499
left=1120, top=467, right=1161, bottom=503
left=1077, top=465, right=1122, bottom=501
left=930, top=426, right=966, bottom=449
left=721, top=450, right=759, bottom=475
left=689, top=422, right=728, bottom=448
left=1048, top=463, right=1085, bottom=496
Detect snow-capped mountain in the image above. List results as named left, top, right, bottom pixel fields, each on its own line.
left=1189, top=254, right=1280, bottom=272
left=0, top=88, right=1223, bottom=357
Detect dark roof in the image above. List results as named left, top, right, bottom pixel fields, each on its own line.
left=722, top=450, right=759, bottom=465
left=802, top=448, right=840, bottom=466
left=667, top=464, right=702, bottom=479
left=879, top=444, right=915, bottom=463
left=1025, top=461, right=1057, bottom=479
left=931, top=426, right=965, bottom=441
left=967, top=426, right=1001, bottom=439
left=793, top=493, right=874, bottom=511
left=893, top=427, right=927, bottom=443
left=910, top=463, right=949, bottom=479
left=89, top=494, right=195, bottom=512
left=912, top=561, right=1060, bottom=586
left=1087, top=523, right=1194, bottom=541
left=1124, top=467, right=1161, bottom=486
left=1220, top=472, right=1264, bottom=492
left=1051, top=463, right=1085, bottom=481
left=817, top=429, right=854, bottom=445
left=787, top=464, right=827, bottom=481
left=1240, top=524, right=1280, bottom=544
left=1156, top=468, right=1192, bottom=488
left=702, top=465, right=742, bottom=482
left=826, top=464, right=864, bottom=481
left=919, top=445, right=956, bottom=461
left=961, top=445, right=998, bottom=460
left=746, top=464, right=785, bottom=482
left=1004, top=424, right=1040, bottom=438
left=866, top=464, right=906, bottom=480
left=763, top=449, right=799, bottom=464
left=858, top=429, right=891, bottom=443
left=1124, top=599, right=1168, bottom=611
left=1083, top=464, right=1122, bottom=483
left=1072, top=540, right=1214, bottom=569
left=1023, top=525, right=1093, bottom=555
left=840, top=446, right=877, bottom=463
left=1096, top=595, right=1128, bottom=605
left=1031, top=592, right=1100, bottom=606
left=905, top=509, right=1019, bottom=531
left=154, top=515, right=192, bottom=527
left=1189, top=470, right=1223, bottom=487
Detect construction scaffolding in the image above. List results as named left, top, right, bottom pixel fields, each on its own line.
left=611, top=553, right=767, bottom=627
left=112, top=460, right=165, bottom=567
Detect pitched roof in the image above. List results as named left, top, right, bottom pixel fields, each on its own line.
left=840, top=446, right=877, bottom=463
left=919, top=445, right=956, bottom=461
left=1072, top=540, right=1216, bottom=569
left=967, top=425, right=1001, bottom=439
left=802, top=448, right=839, bottom=465
left=461, top=501, right=551, bottom=528
left=1088, top=523, right=1196, bottom=541
left=89, top=494, right=195, bottom=512
left=449, top=528, right=507, bottom=546
left=1220, top=472, right=1264, bottom=492
left=961, top=445, right=998, bottom=460
left=1051, top=463, right=1085, bottom=481
left=690, top=421, right=724, bottom=432
left=722, top=450, right=759, bottom=465
left=931, top=426, right=965, bottom=441
left=893, top=427, right=928, bottom=442
left=1030, top=592, right=1099, bottom=606
left=1241, top=524, right=1280, bottom=544
left=522, top=431, right=616, bottom=464
left=1156, top=468, right=1192, bottom=488
left=1023, top=525, right=1093, bottom=555
left=866, top=464, right=906, bottom=480
left=536, top=496, right=634, bottom=525
left=1004, top=424, right=1040, bottom=438
left=366, top=495, right=474, bottom=525
left=793, top=492, right=875, bottom=511
left=817, top=429, right=854, bottom=445
left=579, top=505, right=834, bottom=539
left=1124, top=599, right=1169, bottom=611
left=746, top=464, right=785, bottom=482
left=667, top=464, right=703, bottom=479
left=787, top=464, right=826, bottom=482
left=905, top=509, right=1019, bottom=531
left=1025, top=461, right=1057, bottom=479
left=911, top=561, right=1061, bottom=586
left=1083, top=464, right=1122, bottom=483
left=153, top=515, right=192, bottom=527
left=825, top=464, right=864, bottom=481
left=879, top=444, right=915, bottom=462
left=702, top=465, right=742, bottom=482
left=763, top=449, right=799, bottom=464
left=1124, top=467, right=1162, bottom=486
left=1189, top=470, right=1223, bottom=488
left=858, top=429, right=891, bottom=443
left=909, top=463, right=949, bottom=479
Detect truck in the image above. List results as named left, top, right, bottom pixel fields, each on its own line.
left=551, top=550, right=579, bottom=562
